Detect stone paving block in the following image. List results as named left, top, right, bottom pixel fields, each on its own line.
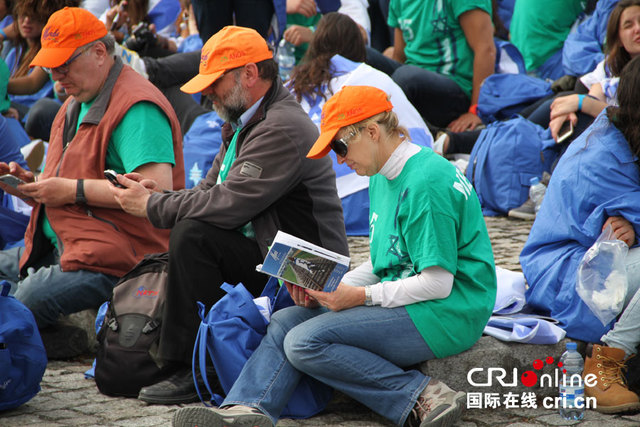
left=422, top=336, right=572, bottom=397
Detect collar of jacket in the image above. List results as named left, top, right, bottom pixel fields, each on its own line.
left=62, top=56, right=124, bottom=146
left=221, top=78, right=281, bottom=144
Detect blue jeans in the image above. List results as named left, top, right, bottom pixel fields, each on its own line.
left=0, top=246, right=118, bottom=328
left=223, top=304, right=435, bottom=426
left=365, top=47, right=469, bottom=128
left=601, top=247, right=640, bottom=355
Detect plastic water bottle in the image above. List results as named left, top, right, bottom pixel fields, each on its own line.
left=529, top=177, right=547, bottom=213
left=559, top=342, right=585, bottom=421
left=276, top=39, right=295, bottom=82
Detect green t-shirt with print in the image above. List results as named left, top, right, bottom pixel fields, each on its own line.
left=368, top=148, right=496, bottom=358
left=387, top=0, right=492, bottom=97
left=41, top=101, right=175, bottom=248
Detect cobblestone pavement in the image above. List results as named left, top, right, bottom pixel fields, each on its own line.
left=3, top=217, right=639, bottom=426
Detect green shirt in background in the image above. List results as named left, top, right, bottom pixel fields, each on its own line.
left=368, top=148, right=496, bottom=358
left=0, top=58, right=11, bottom=113
left=387, top=0, right=492, bottom=97
left=286, top=13, right=322, bottom=63
left=41, top=101, right=175, bottom=248
left=510, top=0, right=585, bottom=71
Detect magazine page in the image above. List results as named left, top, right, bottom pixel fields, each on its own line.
left=256, top=231, right=350, bottom=292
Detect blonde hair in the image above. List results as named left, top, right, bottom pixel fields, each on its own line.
left=343, top=110, right=409, bottom=141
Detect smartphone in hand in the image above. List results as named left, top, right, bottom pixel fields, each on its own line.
left=104, top=169, right=126, bottom=188
left=556, top=120, right=574, bottom=143
left=0, top=174, right=26, bottom=189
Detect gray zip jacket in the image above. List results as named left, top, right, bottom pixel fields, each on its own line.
left=146, top=81, right=349, bottom=257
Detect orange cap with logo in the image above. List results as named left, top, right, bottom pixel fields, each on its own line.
left=307, top=85, right=393, bottom=159
left=30, top=7, right=108, bottom=69
left=181, top=26, right=274, bottom=94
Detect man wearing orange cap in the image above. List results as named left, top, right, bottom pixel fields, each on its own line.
left=0, top=7, right=184, bottom=350
left=109, top=25, right=348, bottom=404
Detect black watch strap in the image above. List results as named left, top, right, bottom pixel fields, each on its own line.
left=76, top=179, right=87, bottom=205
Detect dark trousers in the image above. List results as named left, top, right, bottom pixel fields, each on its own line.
left=158, top=219, right=268, bottom=365
left=365, top=46, right=469, bottom=128
left=191, top=0, right=275, bottom=42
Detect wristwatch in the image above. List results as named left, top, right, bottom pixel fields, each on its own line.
left=364, top=285, right=373, bottom=306
left=76, top=179, right=87, bottom=205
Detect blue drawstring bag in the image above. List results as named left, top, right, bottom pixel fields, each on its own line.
left=193, top=278, right=332, bottom=419
left=478, top=74, right=553, bottom=124
left=466, top=116, right=559, bottom=216
left=0, top=281, right=47, bottom=411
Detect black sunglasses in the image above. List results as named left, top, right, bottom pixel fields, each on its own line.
left=330, top=137, right=349, bottom=157
left=329, top=130, right=359, bottom=157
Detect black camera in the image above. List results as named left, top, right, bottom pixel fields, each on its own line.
left=124, top=22, right=156, bottom=53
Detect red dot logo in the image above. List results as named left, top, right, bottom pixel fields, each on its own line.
left=521, top=370, right=538, bottom=387
left=533, top=359, right=543, bottom=370
left=546, top=357, right=554, bottom=365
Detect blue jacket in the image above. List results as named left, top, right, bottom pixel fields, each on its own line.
left=521, top=111, right=640, bottom=342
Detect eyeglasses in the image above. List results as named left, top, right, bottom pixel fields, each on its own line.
left=329, top=130, right=359, bottom=157
left=43, top=44, right=93, bottom=75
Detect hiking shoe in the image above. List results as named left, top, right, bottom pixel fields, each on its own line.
left=172, top=405, right=273, bottom=427
left=139, top=367, right=219, bottom=404
left=405, top=380, right=466, bottom=427
left=508, top=198, right=536, bottom=221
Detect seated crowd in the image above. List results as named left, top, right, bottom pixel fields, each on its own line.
left=0, top=1, right=638, bottom=426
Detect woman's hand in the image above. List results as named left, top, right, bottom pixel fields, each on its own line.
left=306, top=283, right=365, bottom=312
left=550, top=94, right=580, bottom=121
left=283, top=25, right=313, bottom=46
left=286, top=0, right=317, bottom=17
left=604, top=216, right=636, bottom=247
left=549, top=113, right=577, bottom=142
left=285, top=282, right=319, bottom=308
left=448, top=111, right=483, bottom=132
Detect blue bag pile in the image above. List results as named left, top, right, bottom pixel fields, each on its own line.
left=193, top=278, right=332, bottom=419
left=477, top=74, right=553, bottom=124
left=0, top=280, right=47, bottom=411
left=466, top=116, right=559, bottom=216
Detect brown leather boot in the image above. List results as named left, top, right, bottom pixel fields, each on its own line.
left=583, top=344, right=640, bottom=413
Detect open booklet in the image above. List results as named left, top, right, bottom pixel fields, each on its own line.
left=256, top=231, right=350, bottom=292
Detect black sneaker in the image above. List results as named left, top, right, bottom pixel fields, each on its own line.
left=172, top=405, right=273, bottom=427
left=138, top=367, right=218, bottom=404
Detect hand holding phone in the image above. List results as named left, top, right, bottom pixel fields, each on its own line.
left=0, top=174, right=26, bottom=189
left=104, top=169, right=126, bottom=188
left=556, top=120, right=574, bottom=144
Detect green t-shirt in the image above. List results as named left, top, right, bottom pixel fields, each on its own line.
left=509, top=0, right=584, bottom=71
left=387, top=0, right=492, bottom=97
left=0, top=58, right=11, bottom=113
left=368, top=148, right=496, bottom=358
left=41, top=101, right=175, bottom=248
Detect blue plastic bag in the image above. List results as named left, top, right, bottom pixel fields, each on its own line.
left=193, top=278, right=332, bottom=418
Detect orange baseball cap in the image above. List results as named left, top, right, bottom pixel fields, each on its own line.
left=307, top=85, right=393, bottom=159
left=181, top=26, right=274, bottom=94
left=30, top=7, right=108, bottom=69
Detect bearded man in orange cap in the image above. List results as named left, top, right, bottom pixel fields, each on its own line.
left=109, top=25, right=348, bottom=404
left=0, top=7, right=184, bottom=353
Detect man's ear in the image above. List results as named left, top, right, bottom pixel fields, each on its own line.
left=243, top=63, right=260, bottom=87
left=93, top=41, right=109, bottom=64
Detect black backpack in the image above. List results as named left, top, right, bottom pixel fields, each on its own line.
left=94, top=252, right=172, bottom=397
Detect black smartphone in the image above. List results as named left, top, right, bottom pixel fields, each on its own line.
left=104, top=169, right=125, bottom=188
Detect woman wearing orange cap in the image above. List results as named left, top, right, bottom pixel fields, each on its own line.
left=173, top=85, right=497, bottom=427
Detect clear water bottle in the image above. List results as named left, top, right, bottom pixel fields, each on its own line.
left=529, top=176, right=547, bottom=213
left=276, top=39, right=295, bottom=83
left=559, top=342, right=585, bottom=421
